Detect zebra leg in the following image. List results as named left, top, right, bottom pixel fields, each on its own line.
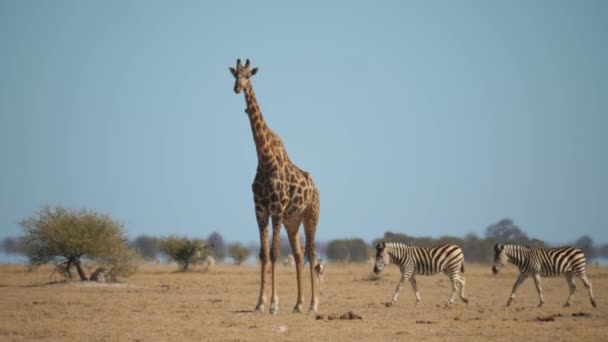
left=448, top=273, right=458, bottom=305
left=563, top=272, right=575, bottom=307
left=458, top=274, right=468, bottom=304
left=578, top=272, right=597, bottom=308
left=409, top=276, right=421, bottom=304
left=389, top=274, right=407, bottom=305
left=532, top=274, right=545, bottom=307
left=269, top=216, right=282, bottom=315
left=507, top=273, right=528, bottom=307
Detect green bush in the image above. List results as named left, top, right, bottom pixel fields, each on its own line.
left=20, top=206, right=137, bottom=281
left=159, top=236, right=208, bottom=271
left=228, top=243, right=250, bottom=265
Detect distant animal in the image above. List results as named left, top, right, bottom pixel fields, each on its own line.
left=492, top=243, right=596, bottom=307
left=314, top=258, right=325, bottom=293
left=230, top=59, right=320, bottom=314
left=283, top=254, right=295, bottom=267
left=202, top=255, right=216, bottom=270
left=373, top=242, right=468, bottom=306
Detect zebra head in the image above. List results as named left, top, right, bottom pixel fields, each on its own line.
left=373, top=242, right=389, bottom=274
left=492, top=243, right=508, bottom=275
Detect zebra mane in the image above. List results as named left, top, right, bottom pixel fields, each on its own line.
left=503, top=242, right=531, bottom=250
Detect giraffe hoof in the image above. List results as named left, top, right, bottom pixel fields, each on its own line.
left=270, top=307, right=278, bottom=315
left=255, top=304, right=265, bottom=313
left=538, top=302, right=544, bottom=308
left=292, top=305, right=304, bottom=313
left=563, top=303, right=571, bottom=308
left=591, top=300, right=597, bottom=308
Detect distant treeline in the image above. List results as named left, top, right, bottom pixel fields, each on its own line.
left=328, top=218, right=605, bottom=263
left=2, top=218, right=606, bottom=264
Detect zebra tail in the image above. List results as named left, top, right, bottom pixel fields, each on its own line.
left=461, top=261, right=465, bottom=274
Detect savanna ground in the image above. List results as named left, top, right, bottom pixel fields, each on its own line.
left=0, top=262, right=606, bottom=341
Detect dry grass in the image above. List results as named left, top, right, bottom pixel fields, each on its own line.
left=0, top=262, right=606, bottom=341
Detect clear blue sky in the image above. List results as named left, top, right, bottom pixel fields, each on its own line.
left=1, top=1, right=606, bottom=246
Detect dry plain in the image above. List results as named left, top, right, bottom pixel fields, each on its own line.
left=0, top=262, right=606, bottom=341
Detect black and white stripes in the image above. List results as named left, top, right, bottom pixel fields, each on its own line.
left=373, top=241, right=468, bottom=305
left=492, top=243, right=596, bottom=307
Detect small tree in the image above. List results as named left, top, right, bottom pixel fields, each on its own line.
left=207, top=232, right=226, bottom=262
left=326, top=239, right=369, bottom=262
left=575, top=235, right=596, bottom=259
left=20, top=206, right=137, bottom=281
left=485, top=218, right=528, bottom=243
left=159, top=236, right=208, bottom=271
left=130, top=235, right=160, bottom=260
left=228, top=243, right=250, bottom=265
left=1, top=236, right=27, bottom=255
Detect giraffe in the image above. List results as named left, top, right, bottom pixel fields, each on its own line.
left=229, top=59, right=320, bottom=314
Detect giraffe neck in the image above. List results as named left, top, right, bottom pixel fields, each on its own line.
left=243, top=84, right=277, bottom=166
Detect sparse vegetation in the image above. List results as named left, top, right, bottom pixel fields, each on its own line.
left=159, top=236, right=208, bottom=271
left=19, top=206, right=137, bottom=281
left=326, top=238, right=368, bottom=262
left=130, top=235, right=160, bottom=261
left=207, top=232, right=227, bottom=261
left=228, top=243, right=250, bottom=265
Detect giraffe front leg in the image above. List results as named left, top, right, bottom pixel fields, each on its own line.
left=254, top=212, right=269, bottom=313
left=269, top=217, right=282, bottom=315
left=532, top=274, right=544, bottom=307
left=507, top=273, right=528, bottom=307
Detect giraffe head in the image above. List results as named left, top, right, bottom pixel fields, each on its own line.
left=229, top=59, right=258, bottom=94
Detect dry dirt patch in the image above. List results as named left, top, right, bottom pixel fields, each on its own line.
left=0, top=263, right=606, bottom=341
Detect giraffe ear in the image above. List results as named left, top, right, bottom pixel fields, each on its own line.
left=229, top=67, right=236, bottom=76
left=250, top=67, right=258, bottom=76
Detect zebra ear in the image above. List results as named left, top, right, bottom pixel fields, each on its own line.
left=375, top=242, right=386, bottom=250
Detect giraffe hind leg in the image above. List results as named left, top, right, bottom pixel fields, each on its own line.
left=303, top=206, right=319, bottom=314
left=284, top=218, right=305, bottom=313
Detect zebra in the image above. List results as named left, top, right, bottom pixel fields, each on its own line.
left=492, top=243, right=597, bottom=308
left=373, top=241, right=468, bottom=306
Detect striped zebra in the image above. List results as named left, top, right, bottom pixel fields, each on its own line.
left=373, top=242, right=468, bottom=305
left=492, top=243, right=597, bottom=308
